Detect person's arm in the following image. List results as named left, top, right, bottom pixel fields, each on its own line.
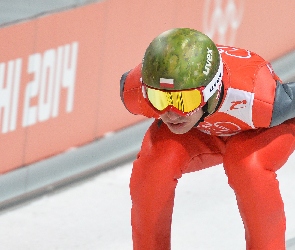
left=120, top=63, right=159, bottom=118
left=270, top=81, right=295, bottom=127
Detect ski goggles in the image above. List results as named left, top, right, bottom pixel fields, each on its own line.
left=142, top=58, right=223, bottom=116
left=144, top=86, right=206, bottom=116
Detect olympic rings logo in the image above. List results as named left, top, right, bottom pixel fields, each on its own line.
left=203, top=0, right=245, bottom=45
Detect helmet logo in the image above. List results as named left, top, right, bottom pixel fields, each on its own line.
left=160, top=78, right=174, bottom=88
left=203, top=47, right=213, bottom=76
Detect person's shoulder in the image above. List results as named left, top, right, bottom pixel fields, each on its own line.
left=217, top=45, right=268, bottom=74
left=216, top=44, right=265, bottom=61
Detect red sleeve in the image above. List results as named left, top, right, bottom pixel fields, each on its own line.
left=120, top=63, right=159, bottom=119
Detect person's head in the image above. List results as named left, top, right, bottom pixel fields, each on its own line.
left=141, top=28, right=223, bottom=134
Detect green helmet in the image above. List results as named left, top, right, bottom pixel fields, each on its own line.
left=142, top=28, right=223, bottom=114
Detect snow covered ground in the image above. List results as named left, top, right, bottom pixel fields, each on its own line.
left=0, top=156, right=295, bottom=250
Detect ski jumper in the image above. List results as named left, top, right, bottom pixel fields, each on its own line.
left=120, top=45, right=295, bottom=250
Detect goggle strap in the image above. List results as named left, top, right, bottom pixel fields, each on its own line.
left=202, top=55, right=223, bottom=102
left=142, top=84, right=147, bottom=98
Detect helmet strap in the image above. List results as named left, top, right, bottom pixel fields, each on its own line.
left=194, top=82, right=224, bottom=127
left=193, top=105, right=209, bottom=127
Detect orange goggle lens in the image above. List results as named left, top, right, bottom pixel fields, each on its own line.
left=145, top=86, right=205, bottom=114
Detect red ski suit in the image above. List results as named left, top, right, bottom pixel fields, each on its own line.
left=121, top=46, right=295, bottom=250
